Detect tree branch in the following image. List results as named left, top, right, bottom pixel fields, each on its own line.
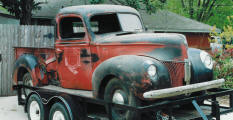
left=204, top=0, right=217, bottom=21
left=181, top=0, right=186, bottom=8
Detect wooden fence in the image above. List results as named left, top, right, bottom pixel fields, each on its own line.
left=0, top=24, right=54, bottom=96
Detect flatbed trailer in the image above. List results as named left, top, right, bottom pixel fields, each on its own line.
left=13, top=85, right=233, bottom=120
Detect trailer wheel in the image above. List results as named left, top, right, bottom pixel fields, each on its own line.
left=27, top=94, right=45, bottom=120
left=23, top=72, right=33, bottom=97
left=49, top=103, right=70, bottom=120
left=104, top=78, right=140, bottom=120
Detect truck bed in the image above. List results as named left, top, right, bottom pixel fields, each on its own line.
left=40, top=85, right=93, bottom=98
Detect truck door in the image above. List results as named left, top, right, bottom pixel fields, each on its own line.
left=55, top=15, right=92, bottom=90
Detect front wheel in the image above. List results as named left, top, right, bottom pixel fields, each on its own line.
left=104, top=78, right=140, bottom=120
left=49, top=103, right=70, bottom=120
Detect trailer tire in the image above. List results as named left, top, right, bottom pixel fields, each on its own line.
left=49, top=103, right=70, bottom=120
left=27, top=94, right=45, bottom=120
left=23, top=73, right=33, bottom=97
left=104, top=78, right=140, bottom=120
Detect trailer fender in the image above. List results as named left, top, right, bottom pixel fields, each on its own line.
left=45, top=94, right=85, bottom=120
left=13, top=54, right=44, bottom=86
left=92, top=55, right=170, bottom=99
left=25, top=91, right=42, bottom=112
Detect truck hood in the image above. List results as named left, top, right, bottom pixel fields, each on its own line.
left=95, top=32, right=187, bottom=46
left=95, top=32, right=188, bottom=61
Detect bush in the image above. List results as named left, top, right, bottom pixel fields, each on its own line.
left=212, top=49, right=233, bottom=88
left=210, top=16, right=233, bottom=88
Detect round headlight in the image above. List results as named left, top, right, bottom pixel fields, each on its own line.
left=200, top=51, right=213, bottom=69
left=147, top=65, right=157, bottom=77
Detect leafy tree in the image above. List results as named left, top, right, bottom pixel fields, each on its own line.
left=89, top=0, right=167, bottom=13
left=0, top=0, right=42, bottom=25
left=210, top=16, right=233, bottom=49
left=162, top=0, right=233, bottom=29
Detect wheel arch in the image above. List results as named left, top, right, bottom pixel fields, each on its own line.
left=17, top=67, right=28, bottom=83
left=13, top=54, right=41, bottom=86
left=46, top=94, right=84, bottom=120
left=92, top=55, right=170, bottom=99
left=98, top=74, right=117, bottom=99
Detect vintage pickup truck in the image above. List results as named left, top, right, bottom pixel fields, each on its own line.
left=12, top=5, right=224, bottom=120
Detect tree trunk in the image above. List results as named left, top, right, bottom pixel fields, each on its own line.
left=20, top=0, right=33, bottom=25
left=189, top=0, right=194, bottom=19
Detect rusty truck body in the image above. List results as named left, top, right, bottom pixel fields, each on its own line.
left=12, top=5, right=224, bottom=120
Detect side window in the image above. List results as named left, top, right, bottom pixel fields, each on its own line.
left=60, top=17, right=85, bottom=39
left=90, top=14, right=121, bottom=34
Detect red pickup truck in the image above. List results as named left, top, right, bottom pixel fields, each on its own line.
left=12, top=5, right=224, bottom=120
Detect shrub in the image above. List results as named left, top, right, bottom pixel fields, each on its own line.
left=212, top=49, right=233, bottom=88
left=210, top=16, right=233, bottom=88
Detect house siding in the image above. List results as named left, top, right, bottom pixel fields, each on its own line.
left=185, top=33, right=210, bottom=50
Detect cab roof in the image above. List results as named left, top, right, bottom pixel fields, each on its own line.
left=58, top=5, right=140, bottom=16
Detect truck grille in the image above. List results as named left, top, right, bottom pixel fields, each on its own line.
left=160, top=61, right=185, bottom=87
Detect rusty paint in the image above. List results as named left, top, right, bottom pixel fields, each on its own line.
left=13, top=5, right=214, bottom=101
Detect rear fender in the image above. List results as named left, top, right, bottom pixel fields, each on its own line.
left=13, top=54, right=44, bottom=86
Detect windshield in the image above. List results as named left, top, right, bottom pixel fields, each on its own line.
left=90, top=13, right=143, bottom=34
left=118, top=14, right=143, bottom=32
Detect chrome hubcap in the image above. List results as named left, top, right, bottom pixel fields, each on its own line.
left=112, top=90, right=125, bottom=104
left=53, top=111, right=65, bottom=120
left=29, top=101, right=40, bottom=120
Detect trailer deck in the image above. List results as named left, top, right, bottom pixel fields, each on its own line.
left=13, top=85, right=233, bottom=120
left=41, top=85, right=93, bottom=98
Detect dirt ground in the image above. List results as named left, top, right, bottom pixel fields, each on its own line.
left=0, top=96, right=232, bottom=120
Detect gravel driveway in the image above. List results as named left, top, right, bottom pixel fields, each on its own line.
left=0, top=96, right=232, bottom=120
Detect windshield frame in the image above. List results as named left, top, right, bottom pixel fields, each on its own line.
left=88, top=12, right=145, bottom=39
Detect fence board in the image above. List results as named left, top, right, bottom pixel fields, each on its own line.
left=0, top=24, right=54, bottom=96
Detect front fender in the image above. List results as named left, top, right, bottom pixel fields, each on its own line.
left=188, top=48, right=213, bottom=83
left=92, top=55, right=170, bottom=99
left=13, top=54, right=41, bottom=86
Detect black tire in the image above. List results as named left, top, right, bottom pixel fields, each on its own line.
left=27, top=94, right=45, bottom=120
left=104, top=78, right=140, bottom=120
left=49, top=103, right=70, bottom=120
left=22, top=72, right=33, bottom=97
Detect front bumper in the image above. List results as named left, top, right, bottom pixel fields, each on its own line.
left=143, top=79, right=225, bottom=99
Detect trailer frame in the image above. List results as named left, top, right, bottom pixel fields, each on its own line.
left=13, top=85, right=233, bottom=120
